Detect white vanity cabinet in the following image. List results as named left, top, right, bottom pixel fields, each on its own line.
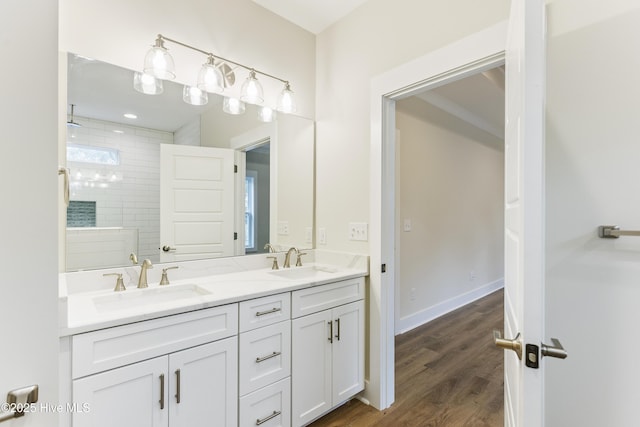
left=70, top=304, right=238, bottom=427
left=238, top=293, right=291, bottom=427
left=290, top=278, right=365, bottom=427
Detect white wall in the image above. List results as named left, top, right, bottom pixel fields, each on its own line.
left=395, top=97, right=504, bottom=333
left=59, top=0, right=316, bottom=127
left=0, top=0, right=59, bottom=424
left=545, top=1, right=640, bottom=424
left=315, top=0, right=510, bottom=253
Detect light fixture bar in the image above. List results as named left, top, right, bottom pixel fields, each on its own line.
left=156, top=34, right=289, bottom=85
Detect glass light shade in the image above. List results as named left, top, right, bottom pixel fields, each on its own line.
left=197, top=56, right=224, bottom=93
left=240, top=70, right=264, bottom=104
left=223, top=97, right=246, bottom=115
left=183, top=85, right=208, bottom=106
left=277, top=83, right=297, bottom=113
left=143, top=44, right=176, bottom=80
left=257, top=106, right=275, bottom=123
left=133, top=72, right=163, bottom=95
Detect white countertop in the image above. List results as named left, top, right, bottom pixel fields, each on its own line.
left=60, top=251, right=368, bottom=336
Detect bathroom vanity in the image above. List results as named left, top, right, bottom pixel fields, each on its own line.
left=58, top=251, right=368, bottom=427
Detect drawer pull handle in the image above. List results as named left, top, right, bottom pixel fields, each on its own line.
left=255, top=307, right=281, bottom=317
left=335, top=318, right=341, bottom=341
left=256, top=351, right=281, bottom=363
left=175, top=369, right=181, bottom=404
left=159, top=374, right=165, bottom=410
left=328, top=321, right=333, bottom=343
left=256, top=410, right=281, bottom=425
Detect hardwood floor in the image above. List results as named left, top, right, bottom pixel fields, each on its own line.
left=309, top=289, right=504, bottom=427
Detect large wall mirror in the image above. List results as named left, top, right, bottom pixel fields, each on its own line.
left=64, top=53, right=314, bottom=271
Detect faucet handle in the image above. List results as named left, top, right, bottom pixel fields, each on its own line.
left=104, top=273, right=126, bottom=292
left=296, top=252, right=307, bottom=267
left=159, top=266, right=179, bottom=286
left=264, top=243, right=276, bottom=253
left=267, top=256, right=279, bottom=270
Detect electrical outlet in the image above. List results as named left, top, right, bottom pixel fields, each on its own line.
left=410, top=287, right=416, bottom=301
left=348, top=222, right=368, bottom=241
left=277, top=221, right=289, bottom=235
left=305, top=227, right=313, bottom=243
left=318, top=227, right=327, bottom=245
left=403, top=219, right=412, bottom=232
left=469, top=270, right=476, bottom=281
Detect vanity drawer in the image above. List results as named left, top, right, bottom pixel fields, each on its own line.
left=291, top=277, right=364, bottom=318
left=239, top=292, right=291, bottom=332
left=239, top=320, right=291, bottom=396
left=239, top=377, right=291, bottom=427
left=72, top=304, right=238, bottom=379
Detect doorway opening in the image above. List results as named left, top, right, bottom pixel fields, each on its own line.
left=242, top=141, right=271, bottom=254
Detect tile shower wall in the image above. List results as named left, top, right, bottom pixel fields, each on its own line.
left=67, top=117, right=172, bottom=265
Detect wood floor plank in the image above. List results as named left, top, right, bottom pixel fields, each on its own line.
left=309, top=289, right=504, bottom=427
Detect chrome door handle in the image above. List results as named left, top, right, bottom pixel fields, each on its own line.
left=493, top=330, right=522, bottom=360
left=541, top=338, right=568, bottom=359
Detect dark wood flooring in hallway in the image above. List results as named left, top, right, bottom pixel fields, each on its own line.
left=310, top=289, right=504, bottom=427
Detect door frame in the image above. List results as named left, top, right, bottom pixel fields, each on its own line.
left=367, top=21, right=508, bottom=409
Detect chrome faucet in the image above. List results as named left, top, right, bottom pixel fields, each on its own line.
left=283, top=247, right=299, bottom=268
left=137, top=259, right=153, bottom=288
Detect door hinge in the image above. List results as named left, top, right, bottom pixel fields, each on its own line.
left=381, top=264, right=386, bottom=273
left=234, top=232, right=238, bottom=241
left=234, top=164, right=238, bottom=173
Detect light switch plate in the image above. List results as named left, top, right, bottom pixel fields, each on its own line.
left=403, top=219, right=412, bottom=232
left=348, top=222, right=368, bottom=241
left=318, top=227, right=327, bottom=245
left=277, top=221, right=289, bottom=235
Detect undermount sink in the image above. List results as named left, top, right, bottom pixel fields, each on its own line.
left=268, top=265, right=341, bottom=280
left=93, top=284, right=211, bottom=313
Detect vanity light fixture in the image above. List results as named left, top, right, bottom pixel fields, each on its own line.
left=257, top=106, right=275, bottom=123
left=123, top=113, right=137, bottom=119
left=140, top=34, right=296, bottom=114
left=143, top=36, right=176, bottom=80
left=223, top=97, right=246, bottom=115
left=197, top=55, right=224, bottom=93
left=133, top=71, right=163, bottom=95
left=240, top=70, right=264, bottom=105
left=183, top=85, right=208, bottom=106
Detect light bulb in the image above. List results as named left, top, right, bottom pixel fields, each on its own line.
left=197, top=55, right=224, bottom=93
left=143, top=37, right=176, bottom=80
left=258, top=106, right=275, bottom=122
left=223, top=97, right=246, bottom=115
left=183, top=85, right=208, bottom=106
left=277, top=82, right=297, bottom=113
left=134, top=72, right=163, bottom=95
left=240, top=70, right=264, bottom=104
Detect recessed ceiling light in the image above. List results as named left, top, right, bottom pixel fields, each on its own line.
left=123, top=113, right=137, bottom=119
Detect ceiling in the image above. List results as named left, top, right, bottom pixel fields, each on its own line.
left=251, top=0, right=369, bottom=34
left=414, top=67, right=505, bottom=140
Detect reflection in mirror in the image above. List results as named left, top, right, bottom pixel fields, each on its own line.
left=65, top=53, right=314, bottom=271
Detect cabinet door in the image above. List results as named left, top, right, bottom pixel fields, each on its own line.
left=73, top=356, right=168, bottom=427
left=331, top=300, right=365, bottom=405
left=291, top=310, right=332, bottom=427
left=169, top=336, right=238, bottom=427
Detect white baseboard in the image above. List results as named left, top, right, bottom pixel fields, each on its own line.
left=395, top=279, right=504, bottom=335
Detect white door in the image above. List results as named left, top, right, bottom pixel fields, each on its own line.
left=160, top=145, right=235, bottom=262
left=502, top=0, right=546, bottom=425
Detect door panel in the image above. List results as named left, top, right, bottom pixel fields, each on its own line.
left=331, top=301, right=365, bottom=405
left=503, top=0, right=545, bottom=425
left=160, top=144, right=235, bottom=262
